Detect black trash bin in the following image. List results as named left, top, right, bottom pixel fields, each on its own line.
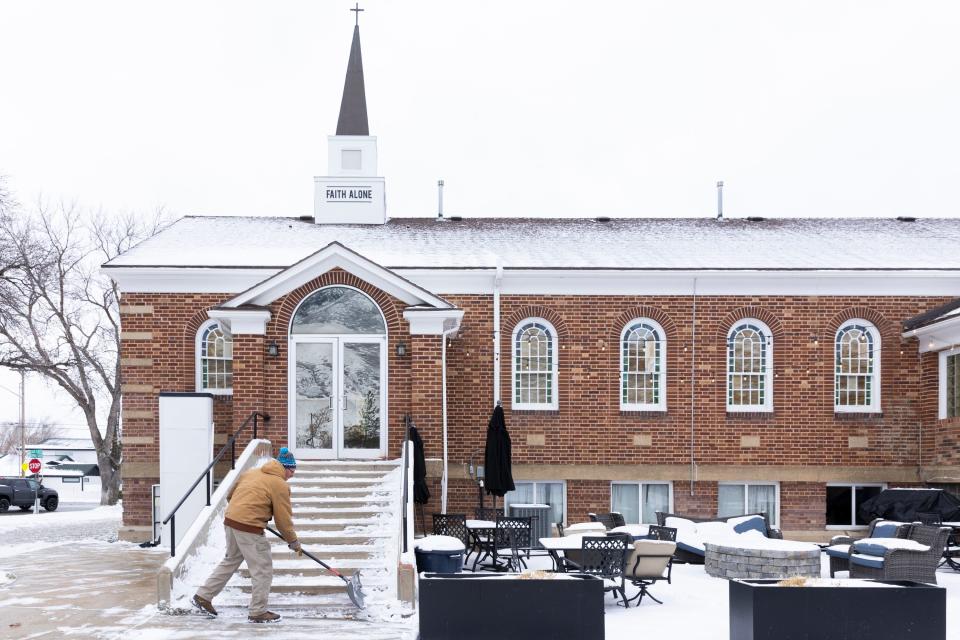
left=414, top=536, right=465, bottom=573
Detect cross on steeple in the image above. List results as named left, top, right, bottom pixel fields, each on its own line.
left=351, top=2, right=364, bottom=26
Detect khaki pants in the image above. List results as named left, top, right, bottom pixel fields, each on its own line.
left=197, top=525, right=273, bottom=616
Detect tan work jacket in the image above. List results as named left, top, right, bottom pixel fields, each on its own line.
left=224, top=459, right=298, bottom=543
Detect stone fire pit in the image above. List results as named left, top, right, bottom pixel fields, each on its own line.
left=705, top=540, right=821, bottom=580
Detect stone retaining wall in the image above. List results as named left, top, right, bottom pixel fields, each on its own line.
left=704, top=542, right=821, bottom=580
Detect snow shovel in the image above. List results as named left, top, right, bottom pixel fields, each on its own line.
left=265, top=526, right=365, bottom=609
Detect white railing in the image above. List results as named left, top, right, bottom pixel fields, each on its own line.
left=156, top=438, right=272, bottom=607
left=395, top=438, right=417, bottom=606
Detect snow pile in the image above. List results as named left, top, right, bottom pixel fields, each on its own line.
left=666, top=516, right=819, bottom=553
left=414, top=535, right=465, bottom=552
left=0, top=503, right=121, bottom=533
left=852, top=537, right=931, bottom=552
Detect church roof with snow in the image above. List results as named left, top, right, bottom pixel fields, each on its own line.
left=105, top=216, right=960, bottom=271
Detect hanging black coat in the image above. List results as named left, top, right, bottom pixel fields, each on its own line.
left=483, top=405, right=515, bottom=497
left=409, top=425, right=430, bottom=504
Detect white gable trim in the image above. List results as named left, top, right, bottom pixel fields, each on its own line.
left=403, top=308, right=466, bottom=336
left=223, top=242, right=453, bottom=310
left=105, top=265, right=960, bottom=297
left=208, top=308, right=271, bottom=335
left=903, top=314, right=960, bottom=353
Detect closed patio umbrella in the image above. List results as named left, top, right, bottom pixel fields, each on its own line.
left=410, top=424, right=430, bottom=505
left=483, top=404, right=514, bottom=508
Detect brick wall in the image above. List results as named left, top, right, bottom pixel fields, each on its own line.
left=118, top=283, right=952, bottom=531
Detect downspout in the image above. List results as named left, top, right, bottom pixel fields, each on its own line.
left=690, top=277, right=698, bottom=496
left=493, top=264, right=504, bottom=407
left=441, top=325, right=457, bottom=512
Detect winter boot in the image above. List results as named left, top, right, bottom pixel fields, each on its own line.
left=248, top=611, right=282, bottom=623
left=191, top=594, right=218, bottom=617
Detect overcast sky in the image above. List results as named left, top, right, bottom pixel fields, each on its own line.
left=1, top=1, right=959, bottom=427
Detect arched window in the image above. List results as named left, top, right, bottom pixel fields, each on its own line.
left=620, top=319, right=666, bottom=411
left=291, top=286, right=386, bottom=334
left=727, top=320, right=773, bottom=412
left=835, top=320, right=880, bottom=412
left=196, top=321, right=233, bottom=393
left=512, top=318, right=558, bottom=410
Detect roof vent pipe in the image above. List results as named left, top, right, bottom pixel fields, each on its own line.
left=436, top=179, right=446, bottom=222
left=716, top=181, right=724, bottom=221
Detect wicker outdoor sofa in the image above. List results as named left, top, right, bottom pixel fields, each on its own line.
left=825, top=518, right=904, bottom=578
left=848, top=523, right=952, bottom=584
left=655, top=511, right=782, bottom=564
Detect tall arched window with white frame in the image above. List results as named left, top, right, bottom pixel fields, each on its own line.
left=620, top=319, right=666, bottom=411
left=835, top=320, right=881, bottom=412
left=726, top=320, right=773, bottom=412
left=196, top=320, right=233, bottom=394
left=512, top=318, right=558, bottom=410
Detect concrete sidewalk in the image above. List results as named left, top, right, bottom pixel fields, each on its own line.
left=0, top=509, right=416, bottom=639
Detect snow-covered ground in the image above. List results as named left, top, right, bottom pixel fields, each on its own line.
left=2, top=503, right=959, bottom=639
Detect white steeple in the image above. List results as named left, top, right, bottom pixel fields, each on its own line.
left=314, top=16, right=386, bottom=225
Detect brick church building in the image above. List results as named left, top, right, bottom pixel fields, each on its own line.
left=105, top=23, right=960, bottom=543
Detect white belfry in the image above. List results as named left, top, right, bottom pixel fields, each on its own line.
left=314, top=22, right=386, bottom=225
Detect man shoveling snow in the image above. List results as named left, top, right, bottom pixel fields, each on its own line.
left=192, top=448, right=301, bottom=623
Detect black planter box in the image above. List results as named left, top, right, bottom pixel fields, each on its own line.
left=419, top=573, right=604, bottom=640
left=729, top=579, right=946, bottom=640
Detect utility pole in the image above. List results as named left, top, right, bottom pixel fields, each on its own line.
left=20, top=371, right=26, bottom=478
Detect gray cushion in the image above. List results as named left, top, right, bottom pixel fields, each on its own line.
left=824, top=544, right=851, bottom=559
left=850, top=553, right=884, bottom=569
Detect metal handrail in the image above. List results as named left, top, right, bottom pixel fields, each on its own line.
left=161, top=411, right=270, bottom=556
left=401, top=414, right=412, bottom=553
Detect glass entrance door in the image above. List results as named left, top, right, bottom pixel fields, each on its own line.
left=290, top=337, right=385, bottom=459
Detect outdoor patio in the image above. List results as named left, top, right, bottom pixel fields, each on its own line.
left=3, top=505, right=960, bottom=638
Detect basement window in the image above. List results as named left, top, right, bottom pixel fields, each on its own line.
left=611, top=481, right=672, bottom=524
left=826, top=483, right=885, bottom=529
left=718, top=482, right=779, bottom=526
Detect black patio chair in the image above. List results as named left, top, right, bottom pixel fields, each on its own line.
left=556, top=521, right=565, bottom=538
left=647, top=525, right=677, bottom=583
left=475, top=507, right=504, bottom=521
left=590, top=512, right=626, bottom=530
left=916, top=512, right=943, bottom=525
left=433, top=513, right=471, bottom=563
left=471, top=516, right=531, bottom=572
left=569, top=535, right=630, bottom=607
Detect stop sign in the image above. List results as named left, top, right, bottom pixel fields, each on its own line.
left=28, top=458, right=41, bottom=474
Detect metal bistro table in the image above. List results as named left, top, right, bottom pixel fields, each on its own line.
left=466, top=519, right=497, bottom=571
left=540, top=534, right=606, bottom=572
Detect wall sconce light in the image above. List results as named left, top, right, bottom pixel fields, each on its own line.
left=395, top=341, right=407, bottom=357
left=266, top=340, right=280, bottom=357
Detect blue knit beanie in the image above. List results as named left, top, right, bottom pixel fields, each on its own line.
left=277, top=447, right=297, bottom=468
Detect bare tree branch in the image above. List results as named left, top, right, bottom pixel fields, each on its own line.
left=0, top=192, right=168, bottom=504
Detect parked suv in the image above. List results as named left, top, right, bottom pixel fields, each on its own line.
left=0, top=477, right=59, bottom=512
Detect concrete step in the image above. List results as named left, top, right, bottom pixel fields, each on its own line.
left=292, top=498, right=393, bottom=508
left=293, top=504, right=382, bottom=520
left=293, top=520, right=382, bottom=532
left=293, top=469, right=392, bottom=478
left=295, top=460, right=399, bottom=471
left=229, top=574, right=392, bottom=595
left=291, top=480, right=386, bottom=490
left=272, top=549, right=383, bottom=561
left=242, top=565, right=389, bottom=578
left=213, top=592, right=365, bottom=616
left=296, top=533, right=393, bottom=545
left=292, top=492, right=394, bottom=502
